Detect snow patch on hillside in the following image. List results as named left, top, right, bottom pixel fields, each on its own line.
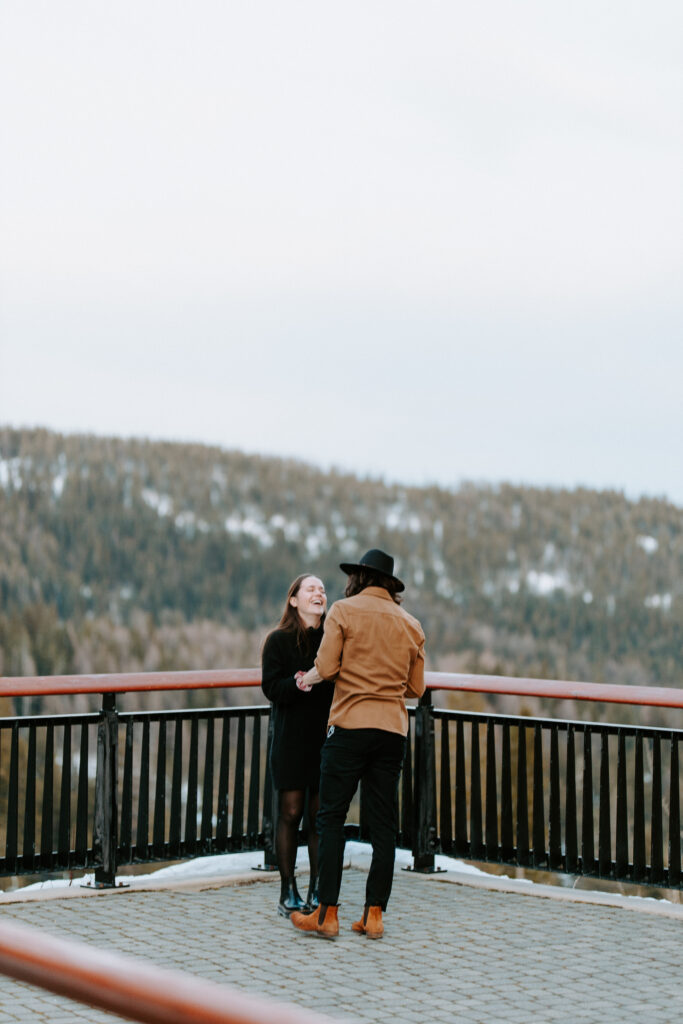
left=0, top=457, right=24, bottom=489
left=526, top=569, right=571, bottom=595
left=225, top=515, right=274, bottom=548
left=142, top=489, right=173, bottom=516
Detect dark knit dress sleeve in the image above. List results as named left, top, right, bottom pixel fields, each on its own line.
left=261, top=631, right=307, bottom=706
left=261, top=627, right=334, bottom=791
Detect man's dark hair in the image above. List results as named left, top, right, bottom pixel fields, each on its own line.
left=344, top=569, right=402, bottom=604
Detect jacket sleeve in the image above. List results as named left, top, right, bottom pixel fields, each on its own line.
left=405, top=634, right=426, bottom=699
left=261, top=632, right=302, bottom=706
left=314, top=604, right=344, bottom=681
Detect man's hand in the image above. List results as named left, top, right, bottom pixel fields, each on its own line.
left=300, top=667, right=324, bottom=688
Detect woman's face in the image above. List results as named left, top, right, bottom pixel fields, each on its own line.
left=290, top=576, right=327, bottom=626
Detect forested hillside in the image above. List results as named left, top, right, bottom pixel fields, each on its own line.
left=1, top=427, right=681, bottom=688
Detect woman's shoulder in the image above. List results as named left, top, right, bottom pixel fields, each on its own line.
left=263, top=627, right=294, bottom=654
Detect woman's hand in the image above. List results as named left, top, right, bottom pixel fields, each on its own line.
left=295, top=671, right=312, bottom=692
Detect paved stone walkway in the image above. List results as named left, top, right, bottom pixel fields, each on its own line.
left=0, top=867, right=681, bottom=1024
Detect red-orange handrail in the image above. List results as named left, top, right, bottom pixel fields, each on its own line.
left=0, top=667, right=681, bottom=708
left=0, top=919, right=338, bottom=1024
left=423, top=672, right=683, bottom=709
left=0, top=668, right=262, bottom=698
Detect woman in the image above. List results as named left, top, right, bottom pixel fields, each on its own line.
left=261, top=573, right=334, bottom=917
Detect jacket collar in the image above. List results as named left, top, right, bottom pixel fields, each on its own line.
left=361, top=586, right=394, bottom=601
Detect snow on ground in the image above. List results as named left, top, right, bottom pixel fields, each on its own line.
left=16, top=843, right=678, bottom=910
left=18, top=843, right=486, bottom=892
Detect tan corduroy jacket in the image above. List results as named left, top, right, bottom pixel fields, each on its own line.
left=313, top=586, right=426, bottom=736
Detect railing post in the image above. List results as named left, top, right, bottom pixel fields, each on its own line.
left=411, top=691, right=440, bottom=872
left=92, top=693, right=119, bottom=887
left=260, top=714, right=278, bottom=870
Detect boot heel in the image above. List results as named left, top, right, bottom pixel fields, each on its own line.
left=303, top=876, right=319, bottom=913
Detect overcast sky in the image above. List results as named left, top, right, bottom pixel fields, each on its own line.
left=1, top=2, right=681, bottom=504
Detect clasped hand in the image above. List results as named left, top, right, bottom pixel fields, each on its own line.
left=295, top=667, right=323, bottom=691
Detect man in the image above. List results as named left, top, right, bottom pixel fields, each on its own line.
left=291, top=548, right=425, bottom=940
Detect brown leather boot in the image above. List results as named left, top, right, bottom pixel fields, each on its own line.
left=351, top=905, right=383, bottom=939
left=290, top=904, right=339, bottom=940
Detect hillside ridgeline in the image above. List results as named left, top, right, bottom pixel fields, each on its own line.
left=1, top=427, right=681, bottom=698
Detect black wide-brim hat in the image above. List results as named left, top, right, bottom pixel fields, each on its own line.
left=339, top=548, right=405, bottom=592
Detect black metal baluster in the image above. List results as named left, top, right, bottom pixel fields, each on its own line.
left=500, top=723, right=513, bottom=861
left=6, top=724, right=20, bottom=872
left=216, top=715, right=231, bottom=851
left=201, top=717, right=216, bottom=851
left=120, top=720, right=134, bottom=863
left=598, top=730, right=611, bottom=877
left=485, top=720, right=498, bottom=860
left=565, top=726, right=577, bottom=874
left=470, top=721, right=484, bottom=860
left=152, top=720, right=167, bottom=858
left=185, top=718, right=199, bottom=855
left=581, top=727, right=595, bottom=875
left=93, top=693, right=119, bottom=886
left=532, top=725, right=545, bottom=867
left=40, top=724, right=54, bottom=871
left=169, top=719, right=183, bottom=858
left=6, top=724, right=20, bottom=873
left=439, top=717, right=452, bottom=854
left=615, top=730, right=628, bottom=880
left=246, top=715, right=261, bottom=847
left=75, top=723, right=89, bottom=866
left=412, top=692, right=438, bottom=871
left=668, top=736, right=680, bottom=887
left=548, top=726, right=562, bottom=871
left=22, top=725, right=36, bottom=872
left=58, top=724, right=72, bottom=868
left=633, top=732, right=646, bottom=882
left=454, top=719, right=468, bottom=856
left=400, top=723, right=414, bottom=850
left=231, top=716, right=246, bottom=848
left=136, top=719, right=150, bottom=860
left=650, top=735, right=663, bottom=885
left=516, top=724, right=529, bottom=866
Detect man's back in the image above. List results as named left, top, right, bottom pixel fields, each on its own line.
left=315, top=585, right=425, bottom=734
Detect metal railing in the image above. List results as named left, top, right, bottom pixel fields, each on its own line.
left=412, top=694, right=681, bottom=887
left=0, top=698, right=274, bottom=883
left=0, top=670, right=681, bottom=888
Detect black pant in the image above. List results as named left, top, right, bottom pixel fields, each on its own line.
left=317, top=727, right=406, bottom=910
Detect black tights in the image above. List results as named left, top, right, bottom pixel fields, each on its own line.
left=277, top=789, right=320, bottom=883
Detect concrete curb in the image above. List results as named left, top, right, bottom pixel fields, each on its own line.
left=0, top=870, right=277, bottom=904
left=404, top=866, right=683, bottom=921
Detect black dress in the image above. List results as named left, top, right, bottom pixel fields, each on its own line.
left=261, top=626, right=334, bottom=791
